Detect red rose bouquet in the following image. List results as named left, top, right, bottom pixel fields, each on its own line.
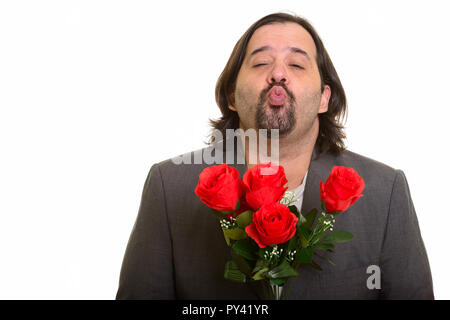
left=195, top=163, right=365, bottom=300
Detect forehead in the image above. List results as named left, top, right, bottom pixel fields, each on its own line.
left=246, top=22, right=317, bottom=59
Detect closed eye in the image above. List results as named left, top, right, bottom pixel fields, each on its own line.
left=253, top=63, right=267, bottom=68
left=290, top=64, right=304, bottom=70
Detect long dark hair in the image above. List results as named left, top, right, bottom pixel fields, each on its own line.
left=209, top=12, right=347, bottom=157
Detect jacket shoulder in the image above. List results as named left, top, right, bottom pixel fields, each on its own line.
left=338, top=149, right=398, bottom=177
left=148, top=146, right=216, bottom=193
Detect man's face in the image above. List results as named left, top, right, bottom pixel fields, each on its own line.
left=229, top=22, right=330, bottom=139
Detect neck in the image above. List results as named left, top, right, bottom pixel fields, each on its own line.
left=241, top=119, right=318, bottom=190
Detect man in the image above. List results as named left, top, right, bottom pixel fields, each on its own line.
left=116, top=12, right=433, bottom=299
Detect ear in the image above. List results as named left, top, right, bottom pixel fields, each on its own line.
left=228, top=91, right=237, bottom=111
left=228, top=105, right=237, bottom=111
left=318, top=85, right=331, bottom=114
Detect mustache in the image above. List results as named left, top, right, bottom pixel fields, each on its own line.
left=259, top=81, right=295, bottom=102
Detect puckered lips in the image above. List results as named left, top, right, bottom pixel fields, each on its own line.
left=268, top=86, right=287, bottom=106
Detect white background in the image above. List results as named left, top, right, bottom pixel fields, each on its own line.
left=1, top=0, right=449, bottom=299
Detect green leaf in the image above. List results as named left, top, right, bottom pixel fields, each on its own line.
left=236, top=210, right=253, bottom=228
left=222, top=227, right=247, bottom=246
left=292, top=207, right=307, bottom=226
left=322, top=230, right=354, bottom=243
left=267, top=260, right=299, bottom=279
left=298, top=225, right=309, bottom=239
left=232, top=239, right=258, bottom=261
left=258, top=247, right=267, bottom=259
left=304, top=208, right=318, bottom=230
left=288, top=205, right=300, bottom=217
left=297, top=214, right=307, bottom=227
left=315, top=243, right=335, bottom=251
left=223, top=233, right=231, bottom=246
left=296, top=247, right=313, bottom=264
left=231, top=250, right=253, bottom=276
left=297, top=225, right=309, bottom=248
left=270, top=278, right=286, bottom=286
left=252, top=268, right=268, bottom=281
left=286, top=235, right=299, bottom=253
left=224, top=260, right=247, bottom=283
left=252, top=258, right=270, bottom=273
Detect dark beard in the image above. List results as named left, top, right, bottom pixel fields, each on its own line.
left=255, top=82, right=296, bottom=137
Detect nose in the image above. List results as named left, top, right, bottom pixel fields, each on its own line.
left=267, top=62, right=288, bottom=86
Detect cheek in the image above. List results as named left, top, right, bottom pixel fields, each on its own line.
left=293, top=89, right=323, bottom=114
left=234, top=84, right=258, bottom=109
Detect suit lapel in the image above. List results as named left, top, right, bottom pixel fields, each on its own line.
left=301, top=147, right=322, bottom=217
left=300, top=169, right=321, bottom=217
left=301, top=146, right=333, bottom=217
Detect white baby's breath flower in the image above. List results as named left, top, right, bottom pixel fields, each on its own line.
left=280, top=191, right=299, bottom=207
left=220, top=218, right=237, bottom=229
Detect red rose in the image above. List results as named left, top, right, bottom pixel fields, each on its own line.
left=320, top=166, right=365, bottom=213
left=195, top=164, right=245, bottom=212
left=243, top=162, right=288, bottom=210
left=245, top=202, right=298, bottom=248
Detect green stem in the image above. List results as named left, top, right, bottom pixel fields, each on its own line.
left=308, top=212, right=335, bottom=245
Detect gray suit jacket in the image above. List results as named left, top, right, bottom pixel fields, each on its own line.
left=116, top=140, right=434, bottom=299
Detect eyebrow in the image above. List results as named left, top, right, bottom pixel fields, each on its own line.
left=249, top=45, right=312, bottom=64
